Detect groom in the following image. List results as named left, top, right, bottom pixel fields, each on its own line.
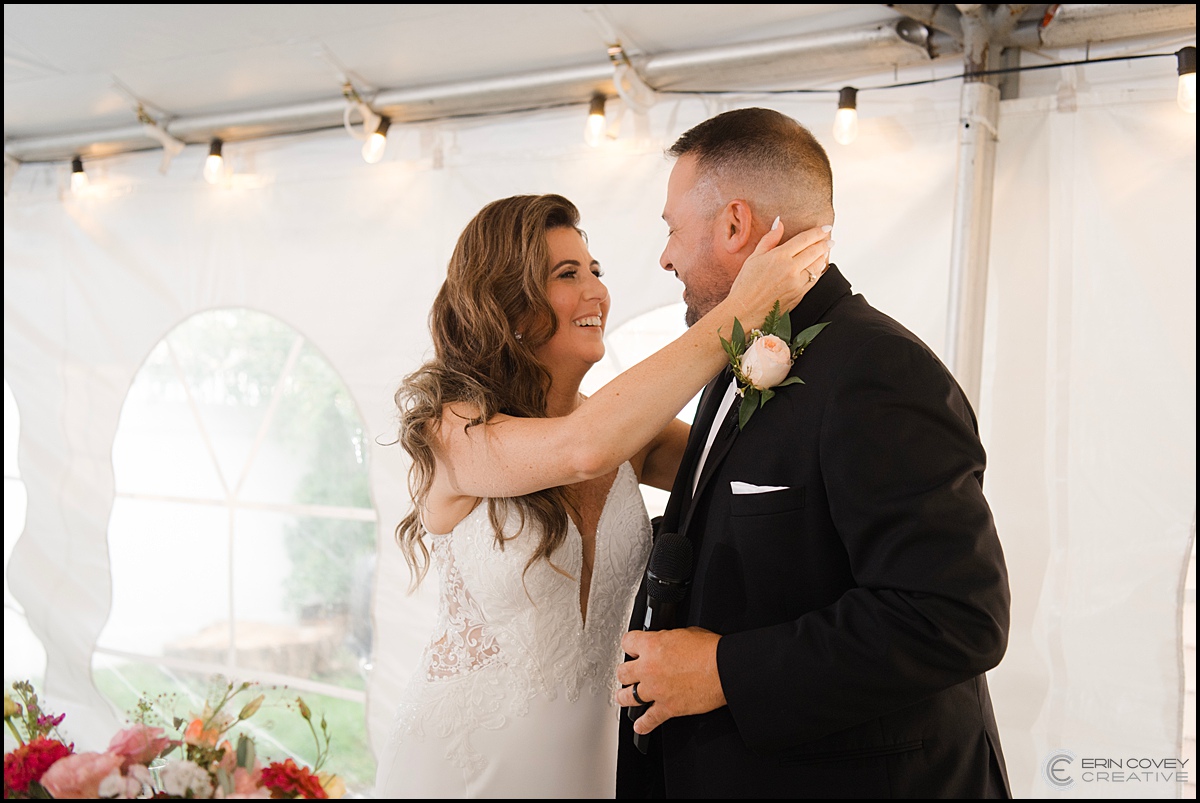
left=615, top=108, right=1012, bottom=798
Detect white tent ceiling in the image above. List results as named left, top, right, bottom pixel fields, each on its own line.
left=5, top=4, right=1196, bottom=164
left=2, top=4, right=905, bottom=156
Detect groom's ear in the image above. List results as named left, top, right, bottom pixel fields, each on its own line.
left=720, top=199, right=755, bottom=254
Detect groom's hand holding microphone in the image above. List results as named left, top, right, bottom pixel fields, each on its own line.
left=617, top=532, right=727, bottom=742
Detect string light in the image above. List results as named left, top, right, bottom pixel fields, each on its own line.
left=203, top=138, right=224, bottom=184
left=585, top=93, right=607, bottom=147
left=832, top=87, right=859, bottom=145
left=70, top=156, right=88, bottom=192
left=1177, top=46, right=1196, bottom=113
left=341, top=81, right=389, bottom=164
left=362, top=117, right=390, bottom=164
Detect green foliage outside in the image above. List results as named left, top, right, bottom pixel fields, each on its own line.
left=278, top=344, right=376, bottom=630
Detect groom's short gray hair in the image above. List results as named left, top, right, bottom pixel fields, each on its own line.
left=667, top=107, right=834, bottom=230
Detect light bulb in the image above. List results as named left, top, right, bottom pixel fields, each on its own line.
left=1177, top=47, right=1196, bottom=113
left=585, top=93, right=607, bottom=147
left=832, top=108, right=859, bottom=145
left=1180, top=73, right=1197, bottom=113
left=832, top=87, right=859, bottom=145
left=70, top=156, right=88, bottom=192
left=362, top=117, right=390, bottom=164
left=203, top=138, right=224, bottom=184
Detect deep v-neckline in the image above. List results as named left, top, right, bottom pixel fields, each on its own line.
left=566, top=462, right=627, bottom=630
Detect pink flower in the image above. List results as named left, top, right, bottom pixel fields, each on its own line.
left=230, top=766, right=269, bottom=798
left=107, top=723, right=172, bottom=767
left=740, top=334, right=793, bottom=389
left=36, top=712, right=66, bottom=730
left=39, top=751, right=124, bottom=798
left=217, top=738, right=265, bottom=797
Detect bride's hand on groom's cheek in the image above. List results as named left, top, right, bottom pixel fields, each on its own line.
left=615, top=627, right=727, bottom=735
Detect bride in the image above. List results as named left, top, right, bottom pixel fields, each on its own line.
left=373, top=193, right=829, bottom=798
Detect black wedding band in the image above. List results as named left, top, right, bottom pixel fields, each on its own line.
left=631, top=682, right=648, bottom=706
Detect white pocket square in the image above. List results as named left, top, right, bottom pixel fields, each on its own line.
left=730, top=481, right=790, bottom=495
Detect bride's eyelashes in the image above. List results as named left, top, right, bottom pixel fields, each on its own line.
left=556, top=268, right=604, bottom=280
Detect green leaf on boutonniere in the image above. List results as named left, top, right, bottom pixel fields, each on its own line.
left=731, top=317, right=746, bottom=352
left=759, top=388, right=775, bottom=407
left=739, top=389, right=759, bottom=430
left=761, top=301, right=785, bottom=340
left=719, top=331, right=740, bottom=364
left=772, top=302, right=792, bottom=343
left=775, top=376, right=804, bottom=388
left=790, top=321, right=830, bottom=358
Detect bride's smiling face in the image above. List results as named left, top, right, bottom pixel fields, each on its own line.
left=534, top=227, right=610, bottom=373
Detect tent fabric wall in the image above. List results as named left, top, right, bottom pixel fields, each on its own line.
left=3, top=54, right=1194, bottom=798
left=981, top=82, right=1196, bottom=796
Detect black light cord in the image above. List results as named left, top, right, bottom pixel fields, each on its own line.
left=658, top=51, right=1184, bottom=97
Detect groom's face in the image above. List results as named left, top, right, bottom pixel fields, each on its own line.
left=660, top=154, right=739, bottom=327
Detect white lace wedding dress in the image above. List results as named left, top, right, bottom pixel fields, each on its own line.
left=374, top=461, right=652, bottom=798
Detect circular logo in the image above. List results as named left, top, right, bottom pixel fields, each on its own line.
left=1042, top=749, right=1077, bottom=790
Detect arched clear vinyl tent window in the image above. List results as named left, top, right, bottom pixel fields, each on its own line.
left=95, top=309, right=377, bottom=793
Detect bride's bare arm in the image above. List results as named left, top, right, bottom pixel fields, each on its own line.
left=633, top=417, right=691, bottom=492
left=435, top=222, right=831, bottom=500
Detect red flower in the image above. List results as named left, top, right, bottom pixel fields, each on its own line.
left=261, top=758, right=328, bottom=799
left=3, top=736, right=73, bottom=798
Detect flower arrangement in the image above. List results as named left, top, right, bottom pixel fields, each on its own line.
left=3, top=678, right=342, bottom=799
left=720, top=301, right=829, bottom=429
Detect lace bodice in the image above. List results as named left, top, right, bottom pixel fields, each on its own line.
left=386, top=461, right=652, bottom=773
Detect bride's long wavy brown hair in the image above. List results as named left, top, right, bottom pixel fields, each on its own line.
left=394, top=194, right=584, bottom=587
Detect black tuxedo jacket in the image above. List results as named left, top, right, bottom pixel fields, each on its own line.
left=617, top=265, right=1011, bottom=798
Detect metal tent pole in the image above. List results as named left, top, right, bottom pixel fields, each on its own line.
left=944, top=5, right=1012, bottom=409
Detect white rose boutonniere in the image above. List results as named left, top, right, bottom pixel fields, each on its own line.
left=720, top=301, right=829, bottom=430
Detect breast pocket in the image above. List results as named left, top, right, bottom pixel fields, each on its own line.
left=729, top=484, right=805, bottom=517
left=725, top=484, right=806, bottom=615
left=728, top=484, right=806, bottom=559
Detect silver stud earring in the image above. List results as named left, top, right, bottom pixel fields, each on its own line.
left=515, top=332, right=523, bottom=341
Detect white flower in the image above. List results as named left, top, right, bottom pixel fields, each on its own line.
left=739, top=334, right=793, bottom=390
left=160, top=759, right=215, bottom=799
left=98, top=769, right=142, bottom=799
left=127, top=764, right=152, bottom=787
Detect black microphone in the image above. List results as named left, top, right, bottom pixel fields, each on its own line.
left=627, top=531, right=693, bottom=753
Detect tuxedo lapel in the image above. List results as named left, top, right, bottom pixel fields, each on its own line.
left=662, top=368, right=730, bottom=534
left=674, top=266, right=851, bottom=540
left=679, top=395, right=739, bottom=539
